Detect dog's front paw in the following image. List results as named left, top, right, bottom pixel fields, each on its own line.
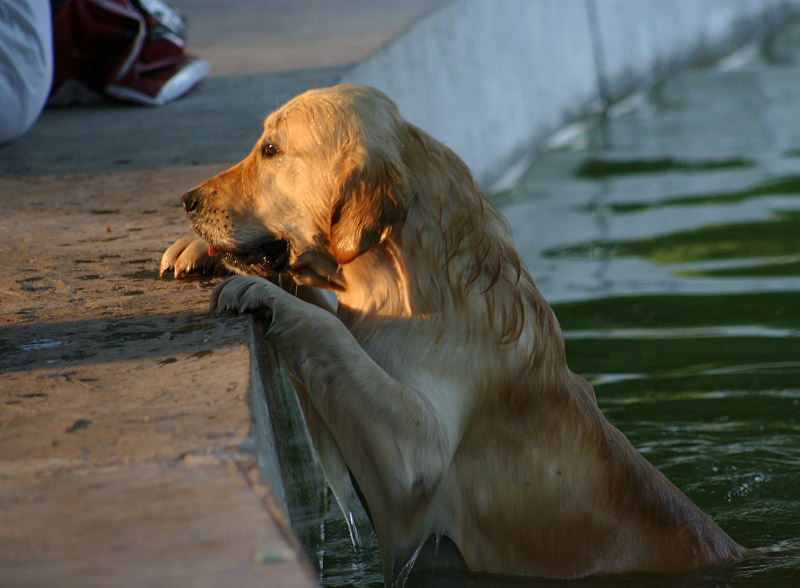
left=160, top=236, right=227, bottom=278
left=210, top=275, right=280, bottom=320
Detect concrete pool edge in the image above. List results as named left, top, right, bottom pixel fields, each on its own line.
left=341, top=0, right=800, bottom=190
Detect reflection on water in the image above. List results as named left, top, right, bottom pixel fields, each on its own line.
left=285, top=23, right=800, bottom=588
left=545, top=208, right=800, bottom=265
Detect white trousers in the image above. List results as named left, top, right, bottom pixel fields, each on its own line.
left=0, top=0, right=52, bottom=143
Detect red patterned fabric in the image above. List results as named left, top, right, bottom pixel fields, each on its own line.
left=51, top=0, right=207, bottom=106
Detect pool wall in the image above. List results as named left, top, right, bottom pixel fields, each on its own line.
left=342, top=0, right=800, bottom=189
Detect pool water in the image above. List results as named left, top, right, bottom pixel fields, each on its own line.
left=284, top=25, right=800, bottom=588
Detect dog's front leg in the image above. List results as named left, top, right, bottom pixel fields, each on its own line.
left=212, top=275, right=452, bottom=579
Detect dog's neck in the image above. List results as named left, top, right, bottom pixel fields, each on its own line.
left=335, top=228, right=557, bottom=375
left=333, top=188, right=562, bottom=355
left=336, top=238, right=415, bottom=321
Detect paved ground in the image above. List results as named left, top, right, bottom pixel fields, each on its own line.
left=0, top=2, right=442, bottom=586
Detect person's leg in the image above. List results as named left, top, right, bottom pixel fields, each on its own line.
left=0, top=0, right=52, bottom=143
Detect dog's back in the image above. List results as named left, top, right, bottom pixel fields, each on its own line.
left=325, top=92, right=746, bottom=577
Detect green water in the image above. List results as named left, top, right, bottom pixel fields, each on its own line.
left=281, top=27, right=800, bottom=588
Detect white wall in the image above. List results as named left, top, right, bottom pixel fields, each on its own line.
left=342, top=0, right=800, bottom=188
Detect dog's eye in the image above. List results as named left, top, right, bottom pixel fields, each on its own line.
left=261, top=141, right=280, bottom=158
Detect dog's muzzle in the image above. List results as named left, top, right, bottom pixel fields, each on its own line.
left=180, top=189, right=291, bottom=275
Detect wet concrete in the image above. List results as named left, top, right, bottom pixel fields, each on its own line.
left=0, top=165, right=318, bottom=587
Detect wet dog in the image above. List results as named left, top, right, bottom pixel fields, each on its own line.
left=161, top=84, right=746, bottom=585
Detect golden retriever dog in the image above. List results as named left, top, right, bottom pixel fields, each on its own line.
left=161, top=84, right=746, bottom=584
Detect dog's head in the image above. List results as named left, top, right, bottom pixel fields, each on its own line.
left=181, top=84, right=409, bottom=290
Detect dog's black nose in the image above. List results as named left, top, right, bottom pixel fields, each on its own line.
left=181, top=190, right=199, bottom=213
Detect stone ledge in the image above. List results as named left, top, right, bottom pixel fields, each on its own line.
left=0, top=168, right=316, bottom=588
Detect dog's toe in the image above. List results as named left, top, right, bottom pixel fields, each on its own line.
left=211, top=276, right=274, bottom=315
left=161, top=236, right=225, bottom=278
left=160, top=236, right=196, bottom=277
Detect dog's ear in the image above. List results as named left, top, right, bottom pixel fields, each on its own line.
left=330, top=141, right=407, bottom=265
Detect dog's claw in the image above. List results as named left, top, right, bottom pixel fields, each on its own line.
left=210, top=276, right=278, bottom=323
left=160, top=236, right=228, bottom=279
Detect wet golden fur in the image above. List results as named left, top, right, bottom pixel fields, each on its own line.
left=161, top=85, right=746, bottom=584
